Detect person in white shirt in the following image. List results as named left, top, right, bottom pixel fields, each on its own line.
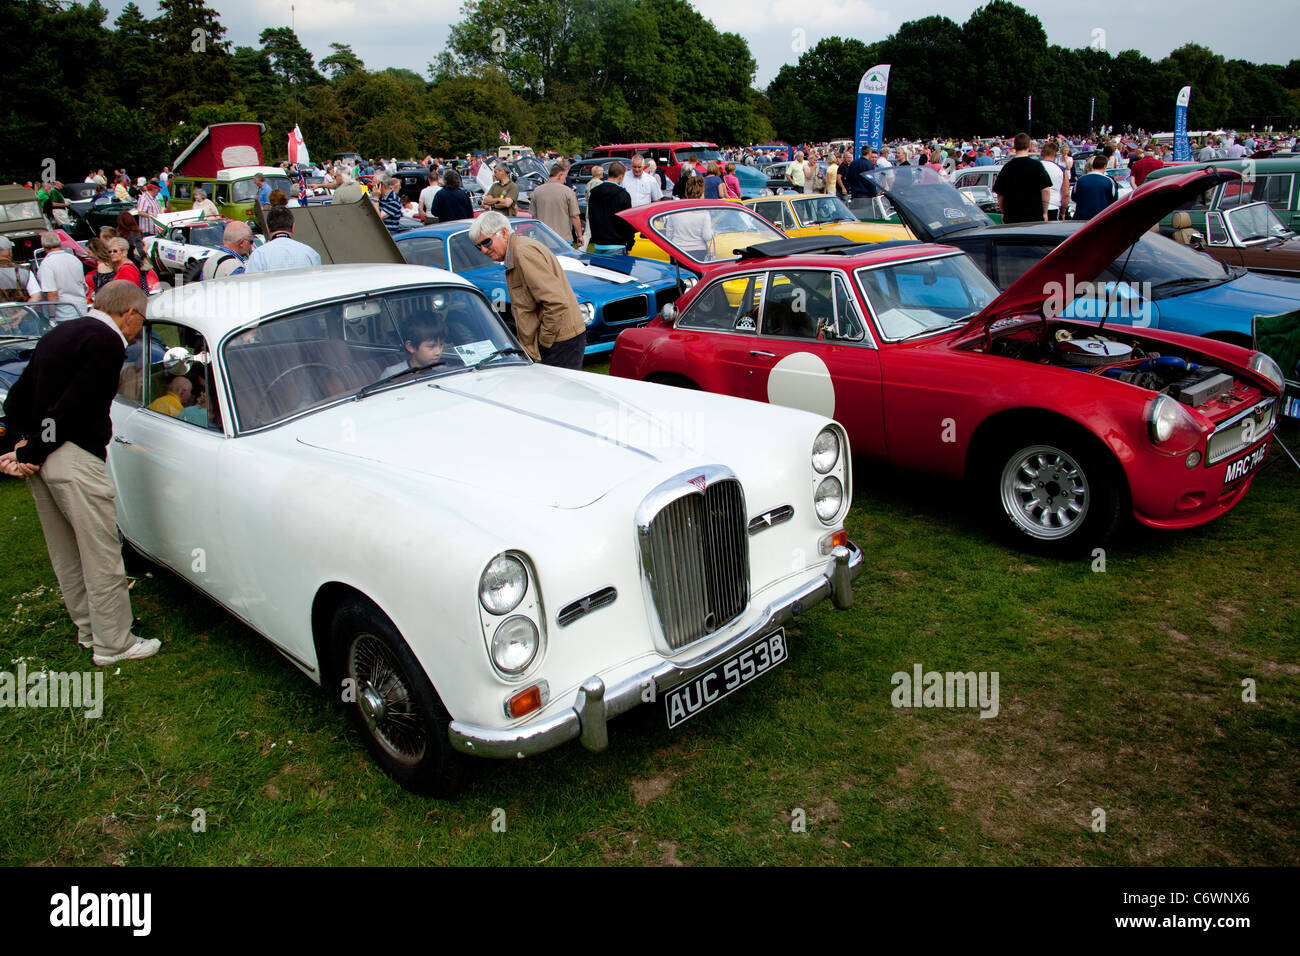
left=1039, top=140, right=1069, bottom=221
left=192, top=189, right=221, bottom=218
left=418, top=167, right=441, bottom=218
left=623, top=153, right=664, bottom=207
left=0, top=237, right=41, bottom=302
left=36, top=233, right=87, bottom=323
left=244, top=207, right=322, bottom=273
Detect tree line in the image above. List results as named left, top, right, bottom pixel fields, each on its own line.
left=768, top=1, right=1300, bottom=142
left=3, top=0, right=1297, bottom=185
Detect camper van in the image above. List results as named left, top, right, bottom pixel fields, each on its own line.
left=167, top=166, right=294, bottom=223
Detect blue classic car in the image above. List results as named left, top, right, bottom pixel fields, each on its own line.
left=868, top=165, right=1300, bottom=346
left=394, top=218, right=690, bottom=355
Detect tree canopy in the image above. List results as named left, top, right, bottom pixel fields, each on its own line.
left=2, top=0, right=1297, bottom=183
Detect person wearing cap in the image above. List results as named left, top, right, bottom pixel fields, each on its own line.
left=136, top=181, right=162, bottom=234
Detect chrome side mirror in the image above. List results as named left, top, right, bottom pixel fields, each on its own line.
left=162, top=346, right=209, bottom=375
left=661, top=303, right=678, bottom=327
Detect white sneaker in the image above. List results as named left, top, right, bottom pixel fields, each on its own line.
left=93, top=637, right=161, bottom=666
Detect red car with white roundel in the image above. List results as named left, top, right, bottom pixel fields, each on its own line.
left=610, top=171, right=1285, bottom=555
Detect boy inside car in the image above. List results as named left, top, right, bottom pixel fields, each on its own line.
left=381, top=313, right=460, bottom=380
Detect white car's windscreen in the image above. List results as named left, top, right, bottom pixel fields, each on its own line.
left=222, top=286, right=516, bottom=431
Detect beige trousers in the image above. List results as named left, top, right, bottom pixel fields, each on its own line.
left=26, top=442, right=135, bottom=656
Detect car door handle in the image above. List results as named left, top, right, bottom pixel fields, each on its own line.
left=113, top=436, right=133, bottom=445
left=750, top=350, right=776, bottom=358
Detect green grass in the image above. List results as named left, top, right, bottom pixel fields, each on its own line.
left=1, top=430, right=1297, bottom=866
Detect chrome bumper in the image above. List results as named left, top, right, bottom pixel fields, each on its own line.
left=448, top=542, right=864, bottom=760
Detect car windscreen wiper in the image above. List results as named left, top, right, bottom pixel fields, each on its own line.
left=899, top=320, right=968, bottom=341
left=356, top=359, right=450, bottom=399
left=1150, top=276, right=1218, bottom=295
left=473, top=347, right=530, bottom=369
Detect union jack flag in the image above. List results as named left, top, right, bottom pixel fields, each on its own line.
left=499, top=130, right=511, bottom=143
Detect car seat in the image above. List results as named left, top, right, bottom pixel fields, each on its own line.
left=1171, top=212, right=1199, bottom=245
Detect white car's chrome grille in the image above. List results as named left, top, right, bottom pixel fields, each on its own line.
left=640, top=475, right=749, bottom=651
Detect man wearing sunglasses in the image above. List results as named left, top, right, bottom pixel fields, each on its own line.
left=467, top=211, right=587, bottom=369
left=0, top=280, right=161, bottom=665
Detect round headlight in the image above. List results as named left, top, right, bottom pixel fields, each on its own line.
left=580, top=301, right=595, bottom=327
left=492, top=615, right=539, bottom=674
left=1249, top=351, right=1285, bottom=392
left=479, top=554, right=527, bottom=614
left=812, top=428, right=840, bottom=474
left=814, top=476, right=843, bottom=522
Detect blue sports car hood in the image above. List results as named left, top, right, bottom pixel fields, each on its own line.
left=1158, top=269, right=1300, bottom=336
left=462, top=253, right=675, bottom=299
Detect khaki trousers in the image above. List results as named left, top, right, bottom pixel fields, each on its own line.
left=26, top=443, right=135, bottom=656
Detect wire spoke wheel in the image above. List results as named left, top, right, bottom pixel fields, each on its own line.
left=348, top=631, right=428, bottom=767
left=1000, top=444, right=1091, bottom=541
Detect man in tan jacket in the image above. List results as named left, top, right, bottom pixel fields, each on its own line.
left=468, top=211, right=587, bottom=368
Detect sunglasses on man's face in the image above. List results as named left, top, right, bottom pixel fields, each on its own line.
left=477, top=235, right=495, bottom=251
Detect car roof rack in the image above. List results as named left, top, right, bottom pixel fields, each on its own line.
left=734, top=236, right=922, bottom=259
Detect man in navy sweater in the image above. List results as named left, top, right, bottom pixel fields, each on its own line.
left=1, top=280, right=161, bottom=665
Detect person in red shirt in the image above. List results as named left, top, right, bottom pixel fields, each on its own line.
left=1130, top=147, right=1164, bottom=187
left=106, top=238, right=146, bottom=291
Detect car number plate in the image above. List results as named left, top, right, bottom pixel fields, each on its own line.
left=663, top=629, right=787, bottom=729
left=1222, top=440, right=1269, bottom=485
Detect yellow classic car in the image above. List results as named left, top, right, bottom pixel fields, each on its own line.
left=744, top=194, right=912, bottom=243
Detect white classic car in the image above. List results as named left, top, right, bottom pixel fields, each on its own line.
left=109, top=264, right=864, bottom=794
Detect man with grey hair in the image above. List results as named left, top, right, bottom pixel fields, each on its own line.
left=36, top=232, right=87, bottom=323
left=331, top=173, right=365, bottom=204
left=468, top=211, right=587, bottom=368
left=624, top=153, right=663, bottom=207
left=0, top=280, right=161, bottom=665
left=199, top=221, right=253, bottom=280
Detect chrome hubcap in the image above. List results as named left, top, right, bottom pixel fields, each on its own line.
left=348, top=633, right=427, bottom=766
left=1001, top=445, right=1089, bottom=540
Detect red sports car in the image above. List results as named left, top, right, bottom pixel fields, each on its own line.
left=610, top=171, right=1286, bottom=555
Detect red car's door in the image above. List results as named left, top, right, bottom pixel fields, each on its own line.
left=673, top=270, right=768, bottom=397
left=743, top=268, right=886, bottom=459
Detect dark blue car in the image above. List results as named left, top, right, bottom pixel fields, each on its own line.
left=870, top=165, right=1300, bottom=346
left=394, top=218, right=690, bottom=356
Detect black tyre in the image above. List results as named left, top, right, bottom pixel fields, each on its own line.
left=988, top=432, right=1123, bottom=557
left=331, top=596, right=463, bottom=796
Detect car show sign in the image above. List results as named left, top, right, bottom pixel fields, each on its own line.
left=1174, top=86, right=1192, bottom=161
left=855, top=64, right=891, bottom=157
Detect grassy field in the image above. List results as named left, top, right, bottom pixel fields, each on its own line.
left=1, top=412, right=1297, bottom=867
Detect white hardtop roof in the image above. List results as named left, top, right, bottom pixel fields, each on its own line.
left=148, top=264, right=477, bottom=341
left=171, top=166, right=289, bottom=181
left=150, top=209, right=230, bottom=227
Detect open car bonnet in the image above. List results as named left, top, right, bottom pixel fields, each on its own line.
left=864, top=165, right=994, bottom=242
left=617, top=200, right=786, bottom=274
left=956, top=168, right=1242, bottom=341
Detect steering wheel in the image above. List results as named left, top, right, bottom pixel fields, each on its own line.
left=263, top=362, right=333, bottom=410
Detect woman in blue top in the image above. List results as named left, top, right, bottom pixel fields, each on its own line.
left=703, top=161, right=725, bottom=200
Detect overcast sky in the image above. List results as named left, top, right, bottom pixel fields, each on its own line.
left=101, top=0, right=1299, bottom=88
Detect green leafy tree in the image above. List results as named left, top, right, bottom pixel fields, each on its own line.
left=321, top=43, right=365, bottom=81
left=962, top=0, right=1049, bottom=133
left=149, top=0, right=238, bottom=128
left=259, top=26, right=323, bottom=88
left=1160, top=44, right=1230, bottom=129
